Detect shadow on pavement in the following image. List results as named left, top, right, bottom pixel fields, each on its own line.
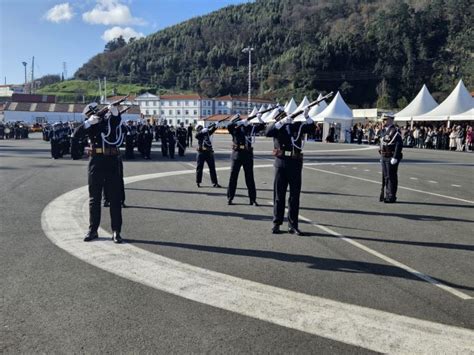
left=124, top=239, right=474, bottom=291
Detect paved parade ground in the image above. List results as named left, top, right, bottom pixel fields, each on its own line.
left=1, top=133, right=473, bottom=353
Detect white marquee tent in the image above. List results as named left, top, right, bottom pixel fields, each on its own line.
left=413, top=79, right=473, bottom=122
left=293, top=96, right=310, bottom=122
left=314, top=91, right=353, bottom=143
left=394, top=84, right=438, bottom=122
left=450, top=107, right=474, bottom=121
left=308, top=93, right=328, bottom=119
left=284, top=98, right=297, bottom=114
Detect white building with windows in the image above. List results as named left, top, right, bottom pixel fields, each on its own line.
left=215, top=95, right=273, bottom=115
left=133, top=92, right=274, bottom=126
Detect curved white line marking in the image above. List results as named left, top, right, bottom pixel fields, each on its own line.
left=41, top=167, right=474, bottom=354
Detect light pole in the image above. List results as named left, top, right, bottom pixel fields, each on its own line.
left=22, top=61, right=27, bottom=93
left=242, top=46, right=254, bottom=114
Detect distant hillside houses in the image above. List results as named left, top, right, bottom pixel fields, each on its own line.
left=105, top=92, right=274, bottom=126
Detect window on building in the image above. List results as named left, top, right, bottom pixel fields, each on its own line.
left=185, top=101, right=189, bottom=106
left=185, top=110, right=189, bottom=115
left=153, top=110, right=157, bottom=115
left=193, top=110, right=197, bottom=115
left=169, top=110, right=173, bottom=115
left=193, top=101, right=197, bottom=106
left=177, top=119, right=181, bottom=124
left=193, top=120, right=197, bottom=124
left=177, top=101, right=180, bottom=106
left=218, top=110, right=222, bottom=114
left=185, top=119, right=189, bottom=124
left=208, top=110, right=211, bottom=115
left=161, top=110, right=164, bottom=115
left=145, top=110, right=149, bottom=115
left=202, top=110, right=206, bottom=116
left=177, top=110, right=181, bottom=115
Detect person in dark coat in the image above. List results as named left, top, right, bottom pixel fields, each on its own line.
left=265, top=107, right=314, bottom=236
left=379, top=113, right=403, bottom=203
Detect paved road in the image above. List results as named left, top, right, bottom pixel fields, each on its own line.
left=1, top=133, right=473, bottom=353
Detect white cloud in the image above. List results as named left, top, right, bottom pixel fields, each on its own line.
left=83, top=0, right=146, bottom=26
left=101, top=26, right=144, bottom=42
left=45, top=3, right=75, bottom=23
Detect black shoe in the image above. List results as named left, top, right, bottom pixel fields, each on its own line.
left=384, top=198, right=396, bottom=204
left=197, top=183, right=201, bottom=188
left=112, top=231, right=123, bottom=244
left=228, top=200, right=233, bottom=205
left=288, top=227, right=305, bottom=236
left=250, top=200, right=259, bottom=206
left=213, top=183, right=222, bottom=188
left=272, top=225, right=281, bottom=234
left=103, top=201, right=110, bottom=207
left=122, top=202, right=127, bottom=208
left=379, top=193, right=384, bottom=202
left=84, top=231, right=98, bottom=242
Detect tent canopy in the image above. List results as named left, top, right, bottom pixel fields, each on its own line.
left=284, top=98, right=297, bottom=114
left=450, top=108, right=474, bottom=121
left=394, top=84, right=438, bottom=121
left=414, top=79, right=473, bottom=121
left=308, top=93, right=328, bottom=119
left=293, top=96, right=310, bottom=122
left=314, top=91, right=353, bottom=122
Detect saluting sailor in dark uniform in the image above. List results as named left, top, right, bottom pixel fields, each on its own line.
left=265, top=107, right=313, bottom=236
left=195, top=123, right=221, bottom=188
left=379, top=112, right=403, bottom=203
left=227, top=113, right=265, bottom=205
left=74, top=102, right=125, bottom=243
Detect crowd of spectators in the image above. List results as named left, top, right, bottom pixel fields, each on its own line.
left=348, top=122, right=473, bottom=152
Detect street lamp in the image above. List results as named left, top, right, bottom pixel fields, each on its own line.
left=21, top=61, right=27, bottom=93
left=242, top=46, right=254, bottom=114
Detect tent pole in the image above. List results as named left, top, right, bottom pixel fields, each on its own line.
left=447, top=117, right=450, bottom=128
left=410, top=118, right=414, bottom=130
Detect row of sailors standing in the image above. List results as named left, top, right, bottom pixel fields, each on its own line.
left=194, top=106, right=313, bottom=236
left=0, top=123, right=29, bottom=140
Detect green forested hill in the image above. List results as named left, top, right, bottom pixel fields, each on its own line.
left=74, top=0, right=473, bottom=108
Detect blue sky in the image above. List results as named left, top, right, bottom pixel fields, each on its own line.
left=0, top=0, right=251, bottom=85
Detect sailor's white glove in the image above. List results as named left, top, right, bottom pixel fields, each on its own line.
left=84, top=114, right=100, bottom=128
left=390, top=158, right=398, bottom=165
left=108, top=104, right=119, bottom=116
left=236, top=120, right=245, bottom=127
left=276, top=115, right=292, bottom=129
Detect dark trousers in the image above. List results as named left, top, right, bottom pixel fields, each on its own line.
left=381, top=158, right=399, bottom=200
left=143, top=138, right=152, bottom=159
left=161, top=139, right=168, bottom=157
left=273, top=158, right=303, bottom=229
left=88, top=155, right=122, bottom=233
left=51, top=140, right=61, bottom=159
left=187, top=135, right=192, bottom=147
left=227, top=151, right=256, bottom=201
left=178, top=138, right=186, bottom=156
left=125, top=137, right=134, bottom=159
left=168, top=141, right=175, bottom=158
left=196, top=151, right=218, bottom=184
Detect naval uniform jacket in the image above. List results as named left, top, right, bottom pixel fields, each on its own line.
left=227, top=122, right=265, bottom=155
left=379, top=125, right=403, bottom=160
left=196, top=125, right=217, bottom=152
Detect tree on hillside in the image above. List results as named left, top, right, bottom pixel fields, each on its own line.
left=104, top=36, right=127, bottom=52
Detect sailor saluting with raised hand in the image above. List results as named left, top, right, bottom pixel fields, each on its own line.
left=73, top=97, right=128, bottom=244
left=265, top=93, right=333, bottom=236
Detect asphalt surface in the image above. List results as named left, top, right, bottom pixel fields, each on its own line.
left=1, top=133, right=473, bottom=353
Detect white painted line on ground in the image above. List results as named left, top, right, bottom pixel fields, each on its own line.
left=428, top=180, right=438, bottom=184
left=410, top=177, right=419, bottom=180
left=266, top=202, right=472, bottom=301
left=41, top=168, right=474, bottom=354
left=451, top=184, right=462, bottom=188
left=352, top=167, right=358, bottom=170
left=364, top=169, right=370, bottom=172
left=304, top=166, right=474, bottom=205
